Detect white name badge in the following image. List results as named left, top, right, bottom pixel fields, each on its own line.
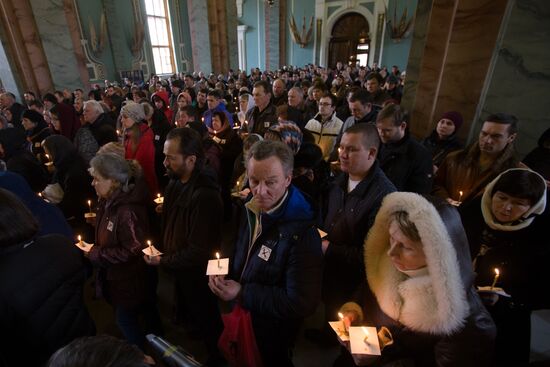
left=258, top=245, right=272, bottom=261
left=155, top=135, right=160, bottom=141
left=264, top=121, right=270, bottom=128
left=107, top=221, right=114, bottom=231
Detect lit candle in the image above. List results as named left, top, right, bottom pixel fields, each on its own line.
left=214, top=130, right=217, bottom=135
left=157, top=193, right=161, bottom=199
left=78, top=235, right=82, bottom=245
left=116, top=129, right=120, bottom=136
left=201, top=117, right=205, bottom=123
left=38, top=192, right=43, bottom=198
left=87, top=200, right=92, bottom=214
left=491, top=268, right=500, bottom=289
left=147, top=240, right=152, bottom=256
left=362, top=326, right=369, bottom=344
left=45, top=154, right=50, bottom=161
left=458, top=190, right=463, bottom=203
left=216, top=252, right=221, bottom=269
left=338, top=312, right=346, bottom=334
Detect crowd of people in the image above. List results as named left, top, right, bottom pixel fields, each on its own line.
left=0, top=61, right=549, bottom=367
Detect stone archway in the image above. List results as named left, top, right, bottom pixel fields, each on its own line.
left=327, top=12, right=370, bottom=68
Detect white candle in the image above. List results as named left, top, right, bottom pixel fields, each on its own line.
left=78, top=235, right=82, bottom=245
left=87, top=200, right=92, bottom=214
left=491, top=268, right=500, bottom=289
left=458, top=190, right=463, bottom=202
left=362, top=326, right=369, bottom=344
left=338, top=312, right=345, bottom=333
left=147, top=240, right=152, bottom=256
left=216, top=252, right=221, bottom=268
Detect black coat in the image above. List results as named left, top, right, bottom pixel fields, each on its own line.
left=0, top=234, right=95, bottom=366
left=378, top=132, right=433, bottom=194
left=322, top=162, right=396, bottom=307
left=160, top=169, right=223, bottom=274
left=244, top=103, right=278, bottom=136
left=421, top=130, right=463, bottom=168
left=89, top=112, right=118, bottom=147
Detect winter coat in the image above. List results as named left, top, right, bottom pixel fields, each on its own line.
left=88, top=178, right=151, bottom=308
left=124, top=123, right=158, bottom=196
left=432, top=143, right=520, bottom=204
left=26, top=120, right=52, bottom=163
left=73, top=124, right=99, bottom=164
left=0, top=171, right=72, bottom=238
left=152, top=91, right=173, bottom=124
left=322, top=162, right=396, bottom=307
left=202, top=102, right=234, bottom=128
left=159, top=169, right=223, bottom=274
left=55, top=102, right=81, bottom=140
left=378, top=132, right=433, bottom=194
left=339, top=193, right=496, bottom=367
left=0, top=234, right=95, bottom=366
left=460, top=169, right=549, bottom=310
left=0, top=128, right=48, bottom=192
left=421, top=130, right=463, bottom=168
left=244, top=102, right=278, bottom=136
left=89, top=112, right=118, bottom=147
left=231, top=185, right=323, bottom=363
left=305, top=112, right=344, bottom=161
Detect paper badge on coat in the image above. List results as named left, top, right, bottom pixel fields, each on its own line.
left=258, top=245, right=272, bottom=261
left=107, top=221, right=114, bottom=231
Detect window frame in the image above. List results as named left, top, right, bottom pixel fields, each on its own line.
left=145, top=0, right=176, bottom=75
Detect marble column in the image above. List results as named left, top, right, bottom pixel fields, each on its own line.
left=226, top=0, right=239, bottom=70
left=265, top=1, right=280, bottom=70
left=188, top=0, right=212, bottom=73
left=237, top=25, right=249, bottom=71
left=0, top=0, right=54, bottom=96
left=474, top=0, right=550, bottom=156
left=404, top=0, right=508, bottom=141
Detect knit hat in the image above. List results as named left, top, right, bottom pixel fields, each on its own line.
left=266, top=121, right=303, bottom=155
left=121, top=101, right=146, bottom=122
left=440, top=111, right=463, bottom=131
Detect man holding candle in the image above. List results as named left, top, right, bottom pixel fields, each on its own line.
left=208, top=140, right=323, bottom=367
left=144, top=127, right=225, bottom=366
left=460, top=168, right=549, bottom=365
left=309, top=123, right=395, bottom=346
left=433, top=113, right=521, bottom=205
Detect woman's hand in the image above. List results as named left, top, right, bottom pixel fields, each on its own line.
left=143, top=254, right=162, bottom=266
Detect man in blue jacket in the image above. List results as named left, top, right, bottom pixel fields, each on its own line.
left=209, top=140, right=323, bottom=367
left=202, top=89, right=233, bottom=129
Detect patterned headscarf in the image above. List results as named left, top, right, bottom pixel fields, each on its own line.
left=265, top=120, right=303, bottom=155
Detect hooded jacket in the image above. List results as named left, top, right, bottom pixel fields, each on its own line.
left=152, top=90, right=173, bottom=124
left=124, top=123, right=158, bottom=196
left=202, top=101, right=234, bottom=128
left=460, top=168, right=549, bottom=310
left=340, top=192, right=495, bottom=367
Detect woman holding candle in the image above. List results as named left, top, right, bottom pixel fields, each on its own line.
left=87, top=152, right=162, bottom=349
left=336, top=192, right=496, bottom=366
left=460, top=168, right=548, bottom=365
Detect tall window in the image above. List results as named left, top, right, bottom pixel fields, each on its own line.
left=145, top=0, right=175, bottom=74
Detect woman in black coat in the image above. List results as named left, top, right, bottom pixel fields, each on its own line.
left=421, top=111, right=463, bottom=173
left=0, top=188, right=94, bottom=366
left=42, top=135, right=95, bottom=237
left=21, top=109, right=52, bottom=163
left=460, top=168, right=548, bottom=365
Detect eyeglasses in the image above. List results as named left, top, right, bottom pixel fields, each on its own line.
left=319, top=102, right=332, bottom=107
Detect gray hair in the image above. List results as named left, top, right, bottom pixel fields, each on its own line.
left=246, top=140, right=293, bottom=176
left=289, top=86, right=304, bottom=97
left=89, top=153, right=142, bottom=193
left=83, top=100, right=104, bottom=116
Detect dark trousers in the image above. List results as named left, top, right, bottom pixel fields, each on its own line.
left=175, top=271, right=224, bottom=365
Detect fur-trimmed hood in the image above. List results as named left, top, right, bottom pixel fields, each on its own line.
left=365, top=192, right=472, bottom=335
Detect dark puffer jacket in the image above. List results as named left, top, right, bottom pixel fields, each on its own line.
left=231, top=185, right=323, bottom=365
left=0, top=234, right=95, bottom=366
left=338, top=193, right=496, bottom=367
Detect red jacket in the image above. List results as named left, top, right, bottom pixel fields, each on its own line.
left=152, top=90, right=173, bottom=125
left=124, top=123, right=158, bottom=196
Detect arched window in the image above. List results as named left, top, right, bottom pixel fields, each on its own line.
left=145, top=0, right=175, bottom=74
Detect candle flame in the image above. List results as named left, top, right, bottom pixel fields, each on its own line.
left=494, top=268, right=499, bottom=276
left=78, top=235, right=81, bottom=241
left=157, top=193, right=161, bottom=198
left=87, top=200, right=91, bottom=206
left=147, top=240, right=152, bottom=246
left=459, top=191, right=463, bottom=196
left=216, top=252, right=220, bottom=260
left=338, top=312, right=344, bottom=320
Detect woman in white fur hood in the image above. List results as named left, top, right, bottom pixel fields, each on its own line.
left=335, top=192, right=496, bottom=367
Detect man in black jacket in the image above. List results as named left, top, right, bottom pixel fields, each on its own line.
left=312, top=123, right=395, bottom=345
left=82, top=100, right=118, bottom=147
left=144, top=127, right=224, bottom=366
left=376, top=103, right=433, bottom=194
left=244, top=80, right=277, bottom=136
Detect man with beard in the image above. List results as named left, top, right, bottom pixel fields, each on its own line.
left=144, top=127, right=224, bottom=366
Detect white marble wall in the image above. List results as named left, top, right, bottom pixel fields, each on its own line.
left=477, top=0, right=550, bottom=157
left=188, top=0, right=212, bottom=74
left=29, top=0, right=82, bottom=90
